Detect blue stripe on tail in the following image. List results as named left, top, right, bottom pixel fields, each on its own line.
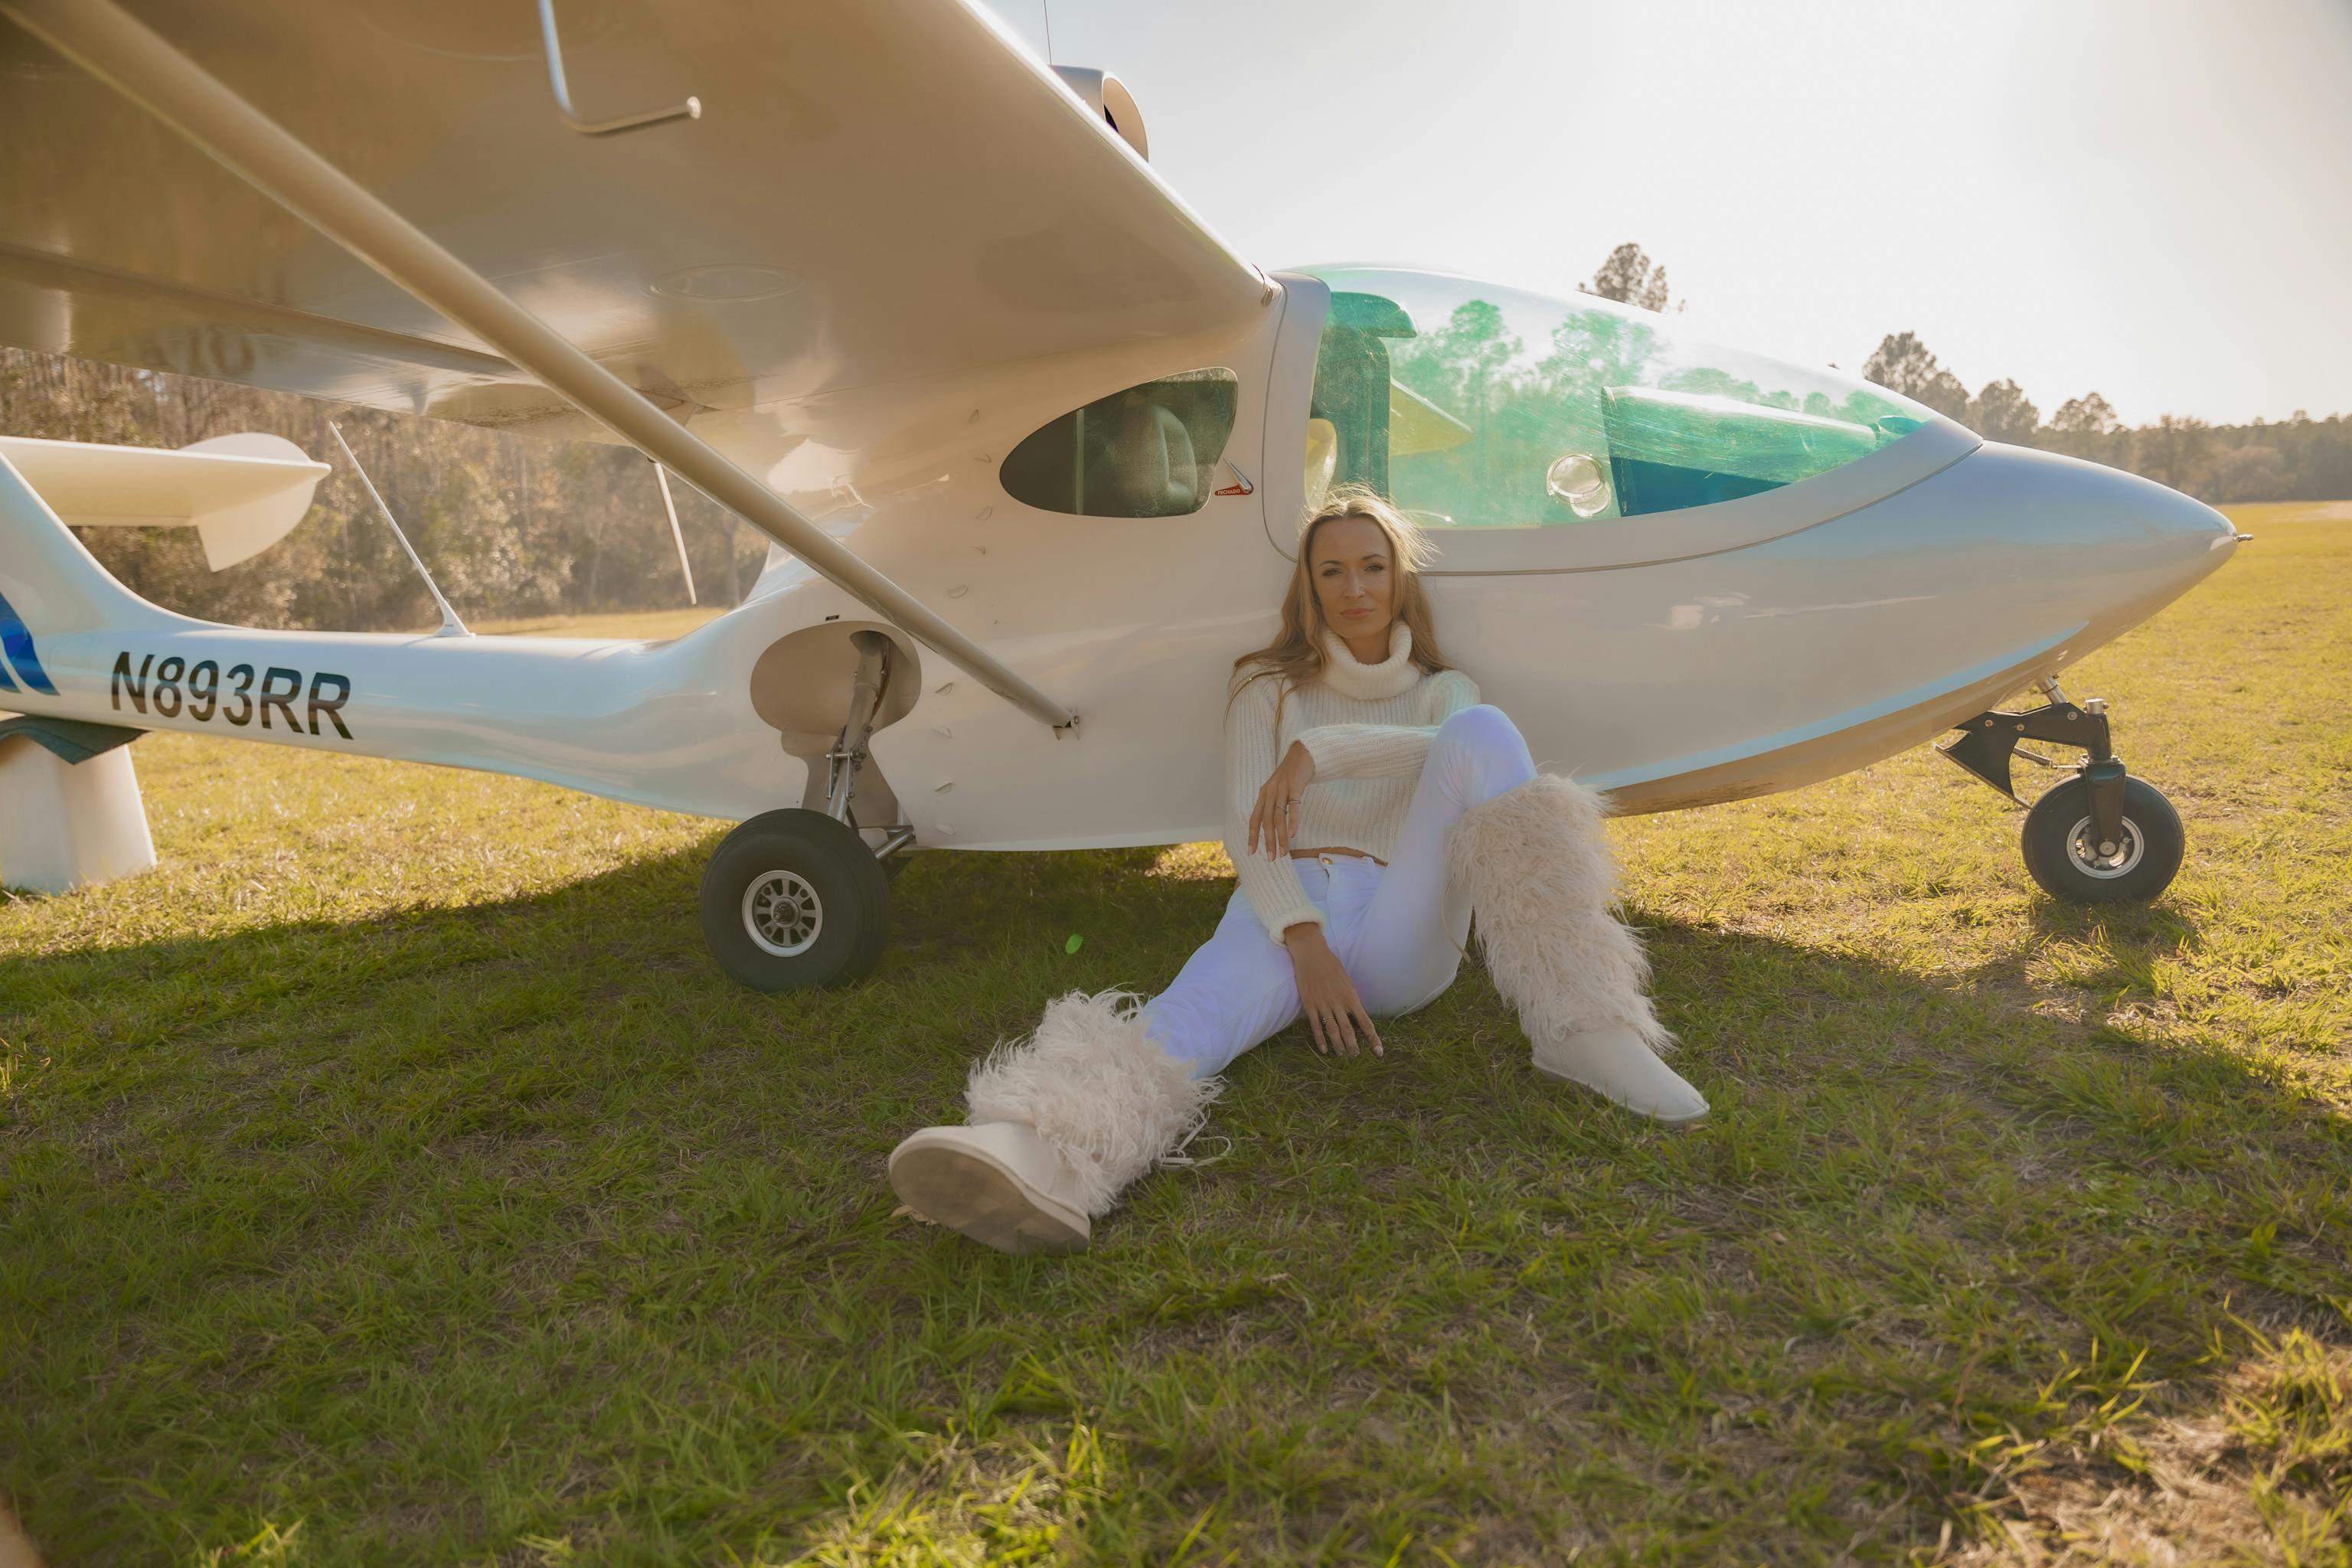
left=0, top=589, right=57, bottom=695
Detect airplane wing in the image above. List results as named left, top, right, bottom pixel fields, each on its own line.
left=0, top=0, right=1268, bottom=433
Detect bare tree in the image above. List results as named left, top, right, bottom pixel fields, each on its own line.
left=2206, top=443, right=2285, bottom=501
left=1579, top=243, right=1677, bottom=312
left=1860, top=332, right=1970, bottom=423
left=2041, top=392, right=2124, bottom=462
left=2134, top=413, right=2213, bottom=493
left=1968, top=379, right=2040, bottom=445
left=2049, top=393, right=2122, bottom=436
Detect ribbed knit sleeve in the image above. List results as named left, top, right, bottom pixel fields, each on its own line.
left=1224, top=675, right=1326, bottom=943
left=1295, top=670, right=1481, bottom=780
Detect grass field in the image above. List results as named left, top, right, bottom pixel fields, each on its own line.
left=4, top=504, right=2349, bottom=1566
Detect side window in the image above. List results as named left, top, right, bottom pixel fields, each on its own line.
left=1000, top=369, right=1239, bottom=518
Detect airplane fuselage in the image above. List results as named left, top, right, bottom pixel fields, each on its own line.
left=0, top=270, right=2238, bottom=854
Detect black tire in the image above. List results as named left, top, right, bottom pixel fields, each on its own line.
left=2020, top=774, right=2184, bottom=904
left=699, top=809, right=890, bottom=990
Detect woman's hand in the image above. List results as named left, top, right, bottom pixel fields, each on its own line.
left=1247, top=740, right=1318, bottom=861
left=1282, top=923, right=1383, bottom=1057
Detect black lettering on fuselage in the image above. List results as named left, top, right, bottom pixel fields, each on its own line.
left=105, top=652, right=351, bottom=736
left=111, top=652, right=152, bottom=714
left=187, top=660, right=220, bottom=723
left=258, top=666, right=301, bottom=730
left=306, top=672, right=352, bottom=739
left=152, top=655, right=186, bottom=718
left=224, top=664, right=255, bottom=726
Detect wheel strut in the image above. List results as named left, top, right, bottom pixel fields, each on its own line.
left=1939, top=680, right=2184, bottom=903
left=805, top=629, right=916, bottom=868
left=824, top=630, right=890, bottom=824
left=1939, top=684, right=2117, bottom=808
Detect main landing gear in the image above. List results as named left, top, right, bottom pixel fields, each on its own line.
left=698, top=631, right=914, bottom=989
left=1937, top=677, right=2185, bottom=904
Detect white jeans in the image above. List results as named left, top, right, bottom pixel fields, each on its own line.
left=1141, top=705, right=1538, bottom=1080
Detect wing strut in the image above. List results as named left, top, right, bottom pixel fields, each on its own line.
left=2, top=0, right=1077, bottom=732
left=652, top=463, right=697, bottom=607
left=330, top=422, right=470, bottom=639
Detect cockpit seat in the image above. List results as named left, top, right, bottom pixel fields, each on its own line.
left=1109, top=400, right=1199, bottom=517
left=1303, top=416, right=1338, bottom=511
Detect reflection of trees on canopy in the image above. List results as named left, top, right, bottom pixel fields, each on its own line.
left=1394, top=299, right=1521, bottom=415
left=1388, top=300, right=1541, bottom=524
left=1665, top=370, right=1903, bottom=430
left=1390, top=301, right=1667, bottom=525
left=1388, top=301, right=1638, bottom=525
left=1537, top=309, right=1661, bottom=403
left=1383, top=295, right=1912, bottom=525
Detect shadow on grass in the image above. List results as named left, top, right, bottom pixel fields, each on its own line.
left=2022, top=887, right=2207, bottom=949
left=4, top=844, right=2347, bottom=1563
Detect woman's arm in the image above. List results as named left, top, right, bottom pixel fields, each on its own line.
left=1285, top=923, right=1383, bottom=1057
left=1224, top=678, right=1327, bottom=944
left=1292, top=670, right=1481, bottom=781
left=1227, top=679, right=1383, bottom=1052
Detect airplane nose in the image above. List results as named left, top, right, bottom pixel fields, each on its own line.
left=1975, top=439, right=2232, bottom=537
left=1961, top=439, right=2240, bottom=638
left=2111, top=458, right=2237, bottom=544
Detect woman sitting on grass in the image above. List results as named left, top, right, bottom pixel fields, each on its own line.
left=888, top=485, right=1706, bottom=1253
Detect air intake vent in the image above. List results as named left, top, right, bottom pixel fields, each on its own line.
left=1050, top=67, right=1148, bottom=162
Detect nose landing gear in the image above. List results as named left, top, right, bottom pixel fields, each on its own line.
left=698, top=630, right=916, bottom=989
left=1937, top=678, right=2185, bottom=904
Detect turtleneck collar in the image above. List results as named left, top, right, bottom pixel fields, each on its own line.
left=1319, top=621, right=1419, bottom=701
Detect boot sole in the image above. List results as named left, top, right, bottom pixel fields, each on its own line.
left=1531, top=1062, right=1710, bottom=1125
left=889, top=1138, right=1089, bottom=1254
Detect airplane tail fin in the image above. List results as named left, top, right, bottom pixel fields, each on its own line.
left=0, top=447, right=178, bottom=695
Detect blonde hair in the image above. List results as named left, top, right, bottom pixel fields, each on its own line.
left=1231, top=484, right=1455, bottom=704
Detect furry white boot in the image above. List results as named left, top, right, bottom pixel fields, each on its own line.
left=889, top=1121, right=1093, bottom=1253
left=1449, top=775, right=1708, bottom=1124
left=890, top=989, right=1220, bottom=1253
left=1528, top=1024, right=1708, bottom=1124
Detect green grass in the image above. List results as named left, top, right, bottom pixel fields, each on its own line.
left=5, top=506, right=2350, bottom=1566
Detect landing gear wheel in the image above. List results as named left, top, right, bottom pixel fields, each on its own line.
left=2020, top=775, right=2184, bottom=904
left=700, top=808, right=890, bottom=989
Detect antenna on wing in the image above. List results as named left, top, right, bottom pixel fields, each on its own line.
left=652, top=461, right=697, bottom=606
left=327, top=421, right=470, bottom=639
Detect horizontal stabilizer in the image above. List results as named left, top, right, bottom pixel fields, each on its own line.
left=0, top=432, right=328, bottom=569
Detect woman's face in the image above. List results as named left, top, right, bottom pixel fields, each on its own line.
left=1308, top=515, right=1396, bottom=644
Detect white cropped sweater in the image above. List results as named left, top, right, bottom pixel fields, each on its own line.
left=1225, top=622, right=1479, bottom=941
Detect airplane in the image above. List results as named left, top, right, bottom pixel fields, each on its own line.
left=0, top=0, right=2245, bottom=990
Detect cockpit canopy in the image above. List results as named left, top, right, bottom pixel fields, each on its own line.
left=1300, top=266, right=1945, bottom=528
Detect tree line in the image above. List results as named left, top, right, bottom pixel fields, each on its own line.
left=5, top=249, right=2345, bottom=632
left=0, top=348, right=764, bottom=633
left=1854, top=328, right=2347, bottom=504
left=1579, top=242, right=2349, bottom=507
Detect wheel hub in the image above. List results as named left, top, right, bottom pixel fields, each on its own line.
left=742, top=868, right=822, bottom=956
left=2064, top=814, right=2145, bottom=879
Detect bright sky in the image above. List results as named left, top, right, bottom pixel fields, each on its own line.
left=988, top=0, right=2352, bottom=426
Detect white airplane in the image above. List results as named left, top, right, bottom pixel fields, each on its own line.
left=0, top=0, right=2244, bottom=988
